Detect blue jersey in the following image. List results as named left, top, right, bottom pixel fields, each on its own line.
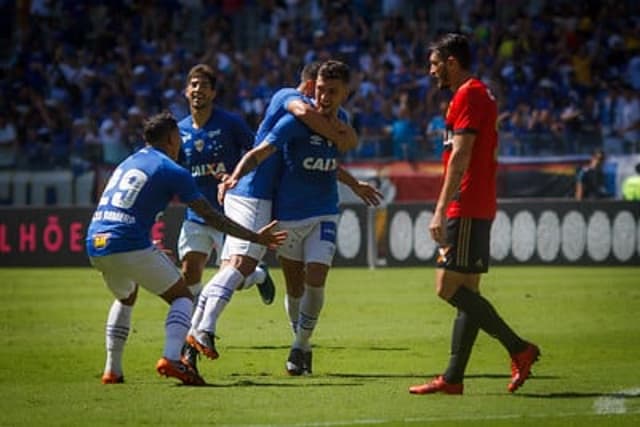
left=86, top=147, right=201, bottom=257
left=178, top=109, right=253, bottom=223
left=231, top=87, right=309, bottom=200
left=337, top=107, right=350, bottom=125
left=266, top=114, right=339, bottom=221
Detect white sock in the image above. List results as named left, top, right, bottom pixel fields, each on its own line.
left=189, top=291, right=207, bottom=336
left=284, top=293, right=302, bottom=335
left=187, top=282, right=202, bottom=299
left=294, top=285, right=325, bottom=351
left=239, top=265, right=266, bottom=291
left=196, top=267, right=245, bottom=334
left=104, top=300, right=133, bottom=376
left=163, top=297, right=193, bottom=361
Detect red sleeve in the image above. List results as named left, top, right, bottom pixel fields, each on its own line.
left=449, top=86, right=483, bottom=133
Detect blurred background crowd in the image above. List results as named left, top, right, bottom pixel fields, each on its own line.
left=0, top=0, right=639, bottom=177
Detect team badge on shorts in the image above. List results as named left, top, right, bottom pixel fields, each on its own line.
left=436, top=246, right=453, bottom=268
left=92, top=233, right=110, bottom=249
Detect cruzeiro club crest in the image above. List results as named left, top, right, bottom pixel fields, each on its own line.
left=194, top=139, right=205, bottom=152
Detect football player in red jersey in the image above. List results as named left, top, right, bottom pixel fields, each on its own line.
left=409, top=33, right=540, bottom=396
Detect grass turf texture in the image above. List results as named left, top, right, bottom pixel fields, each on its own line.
left=0, top=266, right=639, bottom=426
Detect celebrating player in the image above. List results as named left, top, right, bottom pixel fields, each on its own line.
left=86, top=111, right=286, bottom=386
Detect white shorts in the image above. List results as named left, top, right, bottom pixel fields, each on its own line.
left=177, top=220, right=224, bottom=264
left=89, top=246, right=181, bottom=300
left=220, top=194, right=272, bottom=262
left=276, top=215, right=338, bottom=266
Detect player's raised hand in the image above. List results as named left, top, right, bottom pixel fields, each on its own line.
left=255, top=220, right=288, bottom=250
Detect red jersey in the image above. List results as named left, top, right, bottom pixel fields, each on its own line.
left=442, top=78, right=498, bottom=219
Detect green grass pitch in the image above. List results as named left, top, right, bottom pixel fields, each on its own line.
left=1, top=266, right=639, bottom=426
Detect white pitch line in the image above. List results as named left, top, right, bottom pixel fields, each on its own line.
left=593, top=387, right=640, bottom=415
left=594, top=397, right=626, bottom=414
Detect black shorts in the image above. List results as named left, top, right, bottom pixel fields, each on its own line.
left=436, top=217, right=491, bottom=274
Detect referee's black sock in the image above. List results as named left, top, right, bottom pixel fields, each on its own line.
left=448, top=286, right=526, bottom=354
left=443, top=308, right=479, bottom=384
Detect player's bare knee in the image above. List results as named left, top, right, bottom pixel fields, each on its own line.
left=228, top=255, right=257, bottom=277
left=119, top=285, right=139, bottom=306
left=161, top=278, right=192, bottom=303
left=435, top=275, right=460, bottom=301
left=435, top=284, right=451, bottom=300
left=183, top=264, right=203, bottom=285
left=182, top=253, right=207, bottom=284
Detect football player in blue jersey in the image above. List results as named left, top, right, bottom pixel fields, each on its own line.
left=217, top=60, right=378, bottom=375
left=184, top=61, right=378, bottom=364
left=86, top=111, right=286, bottom=386
left=177, top=64, right=275, bottom=306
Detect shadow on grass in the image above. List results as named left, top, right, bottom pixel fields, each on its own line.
left=226, top=344, right=292, bottom=350
left=322, top=373, right=560, bottom=380
left=466, top=373, right=559, bottom=380
left=177, top=379, right=364, bottom=388
left=226, top=344, right=409, bottom=351
left=168, top=371, right=565, bottom=388
left=326, top=372, right=418, bottom=379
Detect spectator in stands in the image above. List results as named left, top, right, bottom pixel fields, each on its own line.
left=510, top=101, right=535, bottom=155
left=47, top=104, right=72, bottom=168
left=578, top=93, right=603, bottom=153
left=123, top=106, right=145, bottom=153
left=22, top=127, right=51, bottom=170
left=99, top=111, right=129, bottom=167
left=627, top=48, right=640, bottom=91
left=353, top=93, right=390, bottom=158
left=0, top=111, right=18, bottom=169
left=426, top=99, right=448, bottom=159
left=80, top=115, right=103, bottom=165
left=575, top=149, right=610, bottom=200
left=385, top=94, right=419, bottom=162
left=163, top=78, right=189, bottom=120
left=597, top=81, right=624, bottom=154
left=529, top=81, right=557, bottom=149
left=571, top=45, right=596, bottom=90
left=614, top=84, right=640, bottom=153
left=559, top=94, right=584, bottom=154
left=70, top=118, right=92, bottom=174
left=1, top=0, right=640, bottom=178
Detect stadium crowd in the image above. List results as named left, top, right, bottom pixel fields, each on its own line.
left=0, top=0, right=639, bottom=176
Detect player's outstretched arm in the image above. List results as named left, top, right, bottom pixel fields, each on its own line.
left=337, top=165, right=383, bottom=207
left=287, top=100, right=357, bottom=152
left=188, top=196, right=287, bottom=248
left=217, top=142, right=277, bottom=204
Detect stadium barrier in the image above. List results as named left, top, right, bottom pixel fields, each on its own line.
left=0, top=200, right=638, bottom=267
left=0, top=169, right=96, bottom=206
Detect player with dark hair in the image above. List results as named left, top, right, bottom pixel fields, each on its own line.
left=86, top=111, right=286, bottom=386
left=177, top=63, right=275, bottom=306
left=185, top=60, right=379, bottom=370
left=409, top=33, right=540, bottom=395
left=218, top=60, right=362, bottom=375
